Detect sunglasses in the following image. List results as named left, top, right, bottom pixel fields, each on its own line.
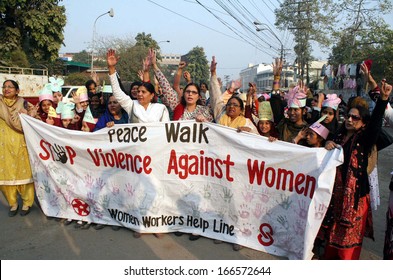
left=346, top=113, right=362, bottom=121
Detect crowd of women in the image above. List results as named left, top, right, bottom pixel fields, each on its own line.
left=1, top=48, right=392, bottom=259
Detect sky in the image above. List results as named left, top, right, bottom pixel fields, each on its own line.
left=60, top=0, right=393, bottom=80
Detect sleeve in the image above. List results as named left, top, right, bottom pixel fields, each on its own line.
left=362, top=97, right=389, bottom=151
left=160, top=106, right=170, bottom=122
left=244, top=105, right=259, bottom=127
left=109, top=72, right=133, bottom=115
left=209, top=73, right=226, bottom=123
left=154, top=68, right=179, bottom=111
left=385, top=102, right=393, bottom=126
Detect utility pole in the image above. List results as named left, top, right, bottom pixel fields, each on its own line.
left=286, top=0, right=313, bottom=85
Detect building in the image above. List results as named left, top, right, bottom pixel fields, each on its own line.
left=239, top=63, right=271, bottom=91
left=160, top=53, right=181, bottom=65
left=240, top=63, right=296, bottom=92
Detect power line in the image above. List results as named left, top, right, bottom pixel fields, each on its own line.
left=196, top=0, right=278, bottom=57
left=146, top=0, right=243, bottom=42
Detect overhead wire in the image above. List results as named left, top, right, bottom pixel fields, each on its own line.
left=195, top=0, right=278, bottom=57
left=213, top=0, right=283, bottom=57
left=146, top=0, right=243, bottom=42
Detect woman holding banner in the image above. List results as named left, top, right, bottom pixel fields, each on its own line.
left=323, top=64, right=391, bottom=259
left=106, top=48, right=169, bottom=238
left=0, top=80, right=36, bottom=217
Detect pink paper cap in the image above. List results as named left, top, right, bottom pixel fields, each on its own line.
left=38, top=84, right=54, bottom=102
left=309, top=115, right=329, bottom=140
left=79, top=93, right=89, bottom=102
left=322, top=93, right=341, bottom=110
left=286, top=86, right=307, bottom=108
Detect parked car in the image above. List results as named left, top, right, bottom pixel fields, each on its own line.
left=61, top=86, right=82, bottom=103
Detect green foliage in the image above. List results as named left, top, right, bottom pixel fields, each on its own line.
left=117, top=45, right=149, bottom=82
left=0, top=0, right=66, bottom=65
left=183, top=46, right=209, bottom=85
left=73, top=50, right=91, bottom=64
left=328, top=1, right=393, bottom=81
left=64, top=72, right=89, bottom=86
left=275, top=0, right=334, bottom=83
left=10, top=49, right=30, bottom=68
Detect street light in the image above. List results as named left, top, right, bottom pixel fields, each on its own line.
left=254, top=21, right=283, bottom=61
left=158, top=40, right=170, bottom=44
left=91, top=8, right=114, bottom=72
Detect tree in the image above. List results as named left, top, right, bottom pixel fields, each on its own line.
left=93, top=33, right=163, bottom=82
left=275, top=0, right=333, bottom=84
left=0, top=0, right=66, bottom=65
left=73, top=50, right=91, bottom=64
left=182, top=46, right=209, bottom=86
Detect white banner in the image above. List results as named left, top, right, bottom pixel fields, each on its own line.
left=20, top=114, right=343, bottom=260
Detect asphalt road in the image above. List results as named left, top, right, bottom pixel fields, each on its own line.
left=0, top=128, right=392, bottom=261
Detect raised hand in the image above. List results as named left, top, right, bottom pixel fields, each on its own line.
left=210, top=56, right=217, bottom=74
left=381, top=81, right=392, bottom=101
left=137, top=70, right=144, bottom=81
left=178, top=61, right=187, bottom=69
left=106, top=49, right=119, bottom=68
left=272, top=57, right=283, bottom=76
left=183, top=71, right=192, bottom=83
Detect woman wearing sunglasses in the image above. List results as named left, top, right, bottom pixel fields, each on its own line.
left=322, top=64, right=391, bottom=260
left=209, top=56, right=258, bottom=135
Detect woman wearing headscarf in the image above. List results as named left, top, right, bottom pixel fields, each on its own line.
left=322, top=64, right=390, bottom=259
left=0, top=80, right=37, bottom=216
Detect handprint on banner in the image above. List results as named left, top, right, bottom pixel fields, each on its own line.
left=239, top=223, right=253, bottom=237
left=191, top=202, right=201, bottom=218
left=86, top=192, right=97, bottom=208
left=217, top=207, right=227, bottom=219
left=277, top=215, right=290, bottom=230
left=279, top=234, right=294, bottom=251
left=49, top=193, right=59, bottom=207
left=293, top=219, right=306, bottom=236
left=54, top=184, right=63, bottom=195
left=53, top=144, right=68, bottom=164
left=95, top=177, right=105, bottom=190
left=228, top=208, right=239, bottom=224
left=314, top=203, right=328, bottom=220
left=258, top=188, right=270, bottom=203
left=85, top=173, right=94, bottom=189
left=238, top=203, right=250, bottom=219
left=101, top=195, right=110, bottom=209
left=125, top=183, right=135, bottom=197
left=48, top=162, right=61, bottom=174
left=92, top=207, right=104, bottom=219
left=295, top=199, right=308, bottom=219
left=42, top=180, right=50, bottom=193
left=57, top=174, right=69, bottom=187
left=253, top=203, right=263, bottom=219
left=277, top=194, right=292, bottom=210
left=242, top=185, right=255, bottom=203
left=220, top=186, right=233, bottom=203
left=111, top=183, right=120, bottom=195
left=203, top=184, right=212, bottom=199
